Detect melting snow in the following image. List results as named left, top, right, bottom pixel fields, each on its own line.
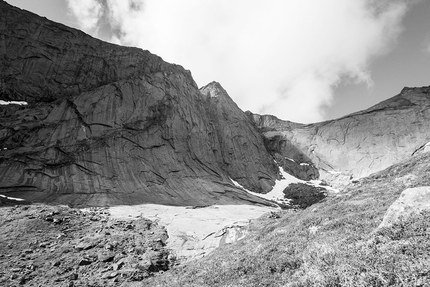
left=231, top=166, right=340, bottom=204
left=231, top=168, right=304, bottom=204
left=109, top=204, right=275, bottom=261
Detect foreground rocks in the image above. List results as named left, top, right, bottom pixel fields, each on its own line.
left=0, top=204, right=172, bottom=286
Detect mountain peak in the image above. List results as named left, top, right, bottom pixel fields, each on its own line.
left=200, top=81, right=227, bottom=98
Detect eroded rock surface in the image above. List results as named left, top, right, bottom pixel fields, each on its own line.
left=0, top=1, right=277, bottom=206
left=250, top=86, right=430, bottom=187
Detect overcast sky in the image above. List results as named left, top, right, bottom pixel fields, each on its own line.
left=8, top=0, right=430, bottom=123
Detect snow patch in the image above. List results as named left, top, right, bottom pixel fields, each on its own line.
left=231, top=166, right=340, bottom=205
left=230, top=178, right=248, bottom=190
left=231, top=168, right=304, bottom=204
left=0, top=194, right=25, bottom=201
left=300, top=162, right=310, bottom=166
left=109, top=204, right=276, bottom=261
left=423, top=142, right=430, bottom=153
left=0, top=100, right=28, bottom=105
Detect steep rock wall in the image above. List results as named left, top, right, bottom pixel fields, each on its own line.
left=0, top=1, right=277, bottom=206
left=200, top=82, right=278, bottom=192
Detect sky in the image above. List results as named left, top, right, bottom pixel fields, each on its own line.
left=7, top=0, right=430, bottom=123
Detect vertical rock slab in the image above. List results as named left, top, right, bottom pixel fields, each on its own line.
left=200, top=82, right=277, bottom=192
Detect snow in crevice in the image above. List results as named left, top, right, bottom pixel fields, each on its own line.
left=0, top=100, right=28, bottom=105
left=0, top=194, right=25, bottom=201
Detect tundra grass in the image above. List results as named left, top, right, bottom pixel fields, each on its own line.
left=145, top=153, right=430, bottom=287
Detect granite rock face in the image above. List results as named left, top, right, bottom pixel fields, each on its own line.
left=0, top=1, right=277, bottom=206
left=250, top=86, right=430, bottom=187
left=200, top=82, right=278, bottom=192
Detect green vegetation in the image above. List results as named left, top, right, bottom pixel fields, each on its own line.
left=146, top=153, right=430, bottom=286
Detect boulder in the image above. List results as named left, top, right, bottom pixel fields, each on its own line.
left=379, top=186, right=430, bottom=228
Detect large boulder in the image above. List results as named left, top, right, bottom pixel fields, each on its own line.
left=379, top=186, right=430, bottom=228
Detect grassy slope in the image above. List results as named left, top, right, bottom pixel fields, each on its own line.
left=146, top=153, right=430, bottom=287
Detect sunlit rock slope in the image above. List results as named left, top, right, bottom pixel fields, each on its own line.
left=249, top=86, right=430, bottom=187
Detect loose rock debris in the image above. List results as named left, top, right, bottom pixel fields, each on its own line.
left=0, top=204, right=173, bottom=286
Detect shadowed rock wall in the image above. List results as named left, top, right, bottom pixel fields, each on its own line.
left=0, top=1, right=277, bottom=206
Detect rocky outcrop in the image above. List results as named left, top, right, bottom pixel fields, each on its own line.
left=250, top=86, right=430, bottom=187
left=0, top=1, right=278, bottom=206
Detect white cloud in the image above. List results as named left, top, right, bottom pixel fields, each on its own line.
left=66, top=0, right=103, bottom=32
left=66, top=0, right=409, bottom=123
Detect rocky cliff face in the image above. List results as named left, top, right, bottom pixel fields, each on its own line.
left=250, top=86, right=430, bottom=187
left=0, top=1, right=278, bottom=207
left=200, top=82, right=278, bottom=191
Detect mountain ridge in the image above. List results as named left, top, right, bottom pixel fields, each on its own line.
left=249, top=85, right=430, bottom=187
left=2, top=0, right=430, bottom=206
